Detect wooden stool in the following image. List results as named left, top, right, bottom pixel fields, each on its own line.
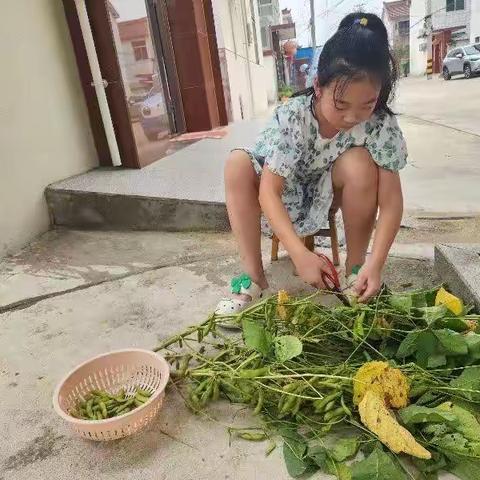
left=271, top=209, right=340, bottom=266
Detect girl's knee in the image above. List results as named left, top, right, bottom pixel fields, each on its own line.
left=333, top=147, right=378, bottom=190
left=225, top=150, right=258, bottom=188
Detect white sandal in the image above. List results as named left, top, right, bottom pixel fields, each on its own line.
left=215, top=274, right=266, bottom=317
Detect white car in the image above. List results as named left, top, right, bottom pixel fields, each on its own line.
left=442, top=44, right=480, bottom=80
left=140, top=86, right=169, bottom=141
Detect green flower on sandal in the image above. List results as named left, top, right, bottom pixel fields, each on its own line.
left=231, top=274, right=252, bottom=294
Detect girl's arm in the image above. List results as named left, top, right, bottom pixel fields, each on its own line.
left=355, top=168, right=403, bottom=301
left=259, top=167, right=331, bottom=289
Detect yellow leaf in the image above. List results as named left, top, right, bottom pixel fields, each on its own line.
left=353, top=361, right=409, bottom=408
left=435, top=287, right=463, bottom=316
left=359, top=391, right=431, bottom=459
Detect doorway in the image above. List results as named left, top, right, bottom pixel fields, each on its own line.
left=63, top=0, right=227, bottom=168
left=108, top=0, right=182, bottom=167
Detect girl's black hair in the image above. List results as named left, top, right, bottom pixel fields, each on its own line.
left=292, top=12, right=398, bottom=115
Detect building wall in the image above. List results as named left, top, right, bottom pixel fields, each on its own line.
left=410, top=0, right=473, bottom=75
left=471, top=0, right=480, bottom=42
left=432, top=0, right=470, bottom=35
left=0, top=0, right=97, bottom=258
left=119, top=39, right=155, bottom=93
left=212, top=0, right=268, bottom=121
left=382, top=10, right=395, bottom=45
left=263, top=54, right=278, bottom=104
left=410, top=0, right=428, bottom=75
left=258, top=0, right=281, bottom=49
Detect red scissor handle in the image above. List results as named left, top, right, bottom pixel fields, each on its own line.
left=316, top=253, right=340, bottom=291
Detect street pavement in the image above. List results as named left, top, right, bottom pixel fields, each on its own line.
left=395, top=75, right=480, bottom=137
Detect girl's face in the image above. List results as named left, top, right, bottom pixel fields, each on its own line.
left=314, top=76, right=381, bottom=132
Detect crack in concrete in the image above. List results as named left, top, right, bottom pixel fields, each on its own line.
left=0, top=253, right=233, bottom=315
left=400, top=114, right=480, bottom=139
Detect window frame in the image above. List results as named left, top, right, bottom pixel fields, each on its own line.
left=132, top=39, right=149, bottom=61
left=446, top=0, right=464, bottom=11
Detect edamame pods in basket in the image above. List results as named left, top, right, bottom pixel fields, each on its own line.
left=70, top=387, right=152, bottom=420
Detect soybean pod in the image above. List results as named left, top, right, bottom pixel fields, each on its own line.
left=253, top=389, right=264, bottom=415
left=324, top=406, right=346, bottom=422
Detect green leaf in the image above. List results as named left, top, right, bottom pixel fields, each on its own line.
left=465, top=334, right=480, bottom=360
left=399, top=405, right=457, bottom=426
left=427, top=353, right=447, bottom=368
left=242, top=319, right=272, bottom=356
left=283, top=436, right=309, bottom=478
left=447, top=457, right=480, bottom=480
left=327, top=460, right=352, bottom=480
left=433, top=432, right=469, bottom=454
left=418, top=305, right=448, bottom=324
left=413, top=451, right=447, bottom=476
left=396, top=331, right=421, bottom=358
left=425, top=287, right=441, bottom=306
left=423, top=423, right=450, bottom=437
left=351, top=448, right=407, bottom=480
left=416, top=331, right=439, bottom=367
left=389, top=294, right=413, bottom=313
left=451, top=366, right=480, bottom=402
left=437, top=315, right=471, bottom=332
left=331, top=437, right=359, bottom=462
left=308, top=444, right=328, bottom=469
left=434, top=329, right=468, bottom=355
left=437, top=402, right=480, bottom=442
left=412, top=291, right=428, bottom=308
left=274, top=335, right=302, bottom=363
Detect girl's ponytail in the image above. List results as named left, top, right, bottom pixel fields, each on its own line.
left=293, top=12, right=398, bottom=116
left=338, top=12, right=389, bottom=45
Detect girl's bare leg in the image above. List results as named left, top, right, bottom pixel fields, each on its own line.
left=332, top=147, right=379, bottom=274
left=224, top=150, right=269, bottom=295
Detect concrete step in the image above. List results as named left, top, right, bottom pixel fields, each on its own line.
left=45, top=119, right=266, bottom=231
left=45, top=186, right=230, bottom=231
left=434, top=243, right=480, bottom=311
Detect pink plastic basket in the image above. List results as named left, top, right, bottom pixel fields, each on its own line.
left=53, top=349, right=170, bottom=441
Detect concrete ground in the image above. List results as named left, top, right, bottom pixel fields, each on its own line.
left=0, top=229, right=439, bottom=480
left=395, top=75, right=480, bottom=137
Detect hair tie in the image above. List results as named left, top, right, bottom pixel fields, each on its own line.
left=354, top=17, right=368, bottom=26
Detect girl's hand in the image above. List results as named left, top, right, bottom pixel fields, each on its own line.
left=293, top=250, right=332, bottom=289
left=354, top=262, right=382, bottom=302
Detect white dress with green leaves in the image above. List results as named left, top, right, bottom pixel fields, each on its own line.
left=238, top=94, right=408, bottom=237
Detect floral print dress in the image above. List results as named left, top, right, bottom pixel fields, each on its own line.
left=237, top=94, right=408, bottom=237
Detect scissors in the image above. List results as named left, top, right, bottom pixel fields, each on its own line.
left=316, top=253, right=352, bottom=306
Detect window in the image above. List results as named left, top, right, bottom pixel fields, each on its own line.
left=132, top=40, right=148, bottom=61
left=398, top=20, right=410, bottom=35
left=475, top=37, right=480, bottom=43
left=464, top=46, right=478, bottom=55
left=259, top=0, right=272, bottom=4
left=446, top=0, right=464, bottom=11
left=261, top=25, right=270, bottom=49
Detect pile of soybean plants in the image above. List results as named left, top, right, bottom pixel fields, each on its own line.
left=155, top=287, right=480, bottom=480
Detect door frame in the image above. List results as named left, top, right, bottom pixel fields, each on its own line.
left=62, top=0, right=185, bottom=168
left=146, top=0, right=186, bottom=134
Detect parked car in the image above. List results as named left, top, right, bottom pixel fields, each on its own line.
left=127, top=92, right=149, bottom=122
left=140, top=86, right=169, bottom=141
left=442, top=44, right=480, bottom=80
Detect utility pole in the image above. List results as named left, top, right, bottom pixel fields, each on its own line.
left=310, top=0, right=317, bottom=48
left=426, top=0, right=433, bottom=78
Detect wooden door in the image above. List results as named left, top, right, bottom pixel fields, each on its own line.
left=63, top=0, right=183, bottom=168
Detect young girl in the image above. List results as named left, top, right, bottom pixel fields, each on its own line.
left=216, top=12, right=407, bottom=315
